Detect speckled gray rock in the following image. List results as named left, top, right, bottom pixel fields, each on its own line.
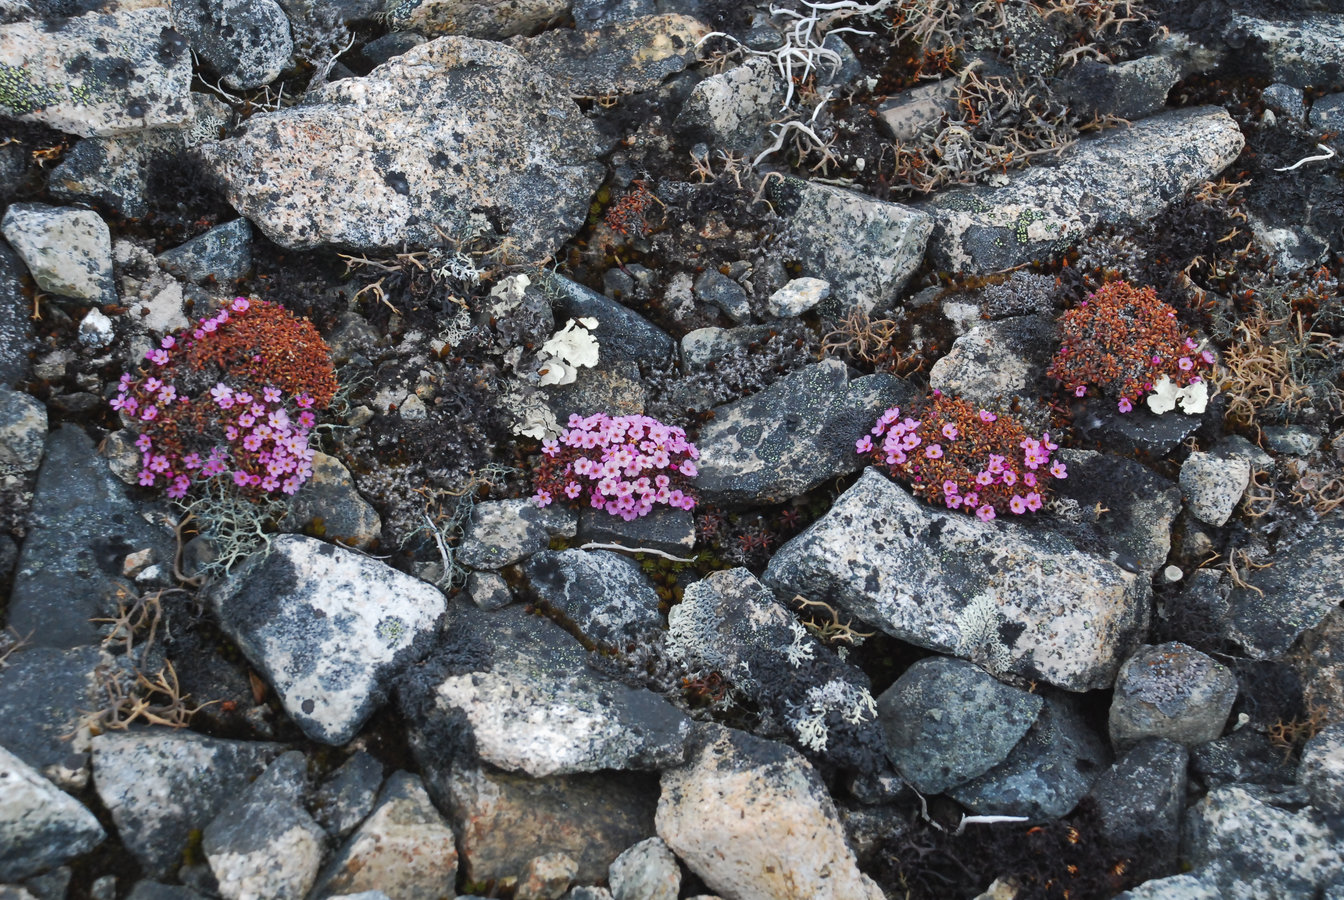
left=877, top=79, right=958, bottom=141
left=1180, top=450, right=1250, bottom=527
left=1225, top=515, right=1344, bottom=658
left=1183, top=784, right=1344, bottom=898
left=1, top=204, right=115, bottom=304
left=385, top=0, right=568, bottom=39
left=207, top=534, right=447, bottom=745
left=0, top=8, right=193, bottom=137
left=8, top=426, right=174, bottom=649
left=542, top=274, right=676, bottom=365
left=516, top=853, right=577, bottom=900
left=312, top=752, right=383, bottom=839
left=514, top=15, right=706, bottom=96
left=875, top=656, right=1042, bottom=795
left=457, top=498, right=577, bottom=570
left=1299, top=722, right=1344, bottom=816
left=466, top=570, right=512, bottom=610
left=1052, top=450, right=1181, bottom=579
left=50, top=93, right=231, bottom=219
left=1109, top=643, right=1236, bottom=751
left=1310, top=92, right=1344, bottom=130
left=1087, top=738, right=1188, bottom=861
left=947, top=694, right=1110, bottom=821
left=0, top=244, right=33, bottom=388
left=1262, top=82, right=1307, bottom=121
left=523, top=549, right=664, bottom=647
left=280, top=452, right=382, bottom=549
left=763, top=469, right=1150, bottom=691
left=768, top=278, right=829, bottom=318
left=1057, top=56, right=1180, bottom=120
left=576, top=506, right=695, bottom=556
left=201, top=37, right=604, bottom=259
left=91, top=730, right=282, bottom=877
left=405, top=601, right=691, bottom=778
left=0, top=745, right=105, bottom=881
left=0, top=646, right=103, bottom=774
left=924, top=107, right=1243, bottom=273
left=0, top=385, right=44, bottom=475
left=310, top=772, right=457, bottom=900
left=680, top=325, right=776, bottom=370
left=695, top=360, right=915, bottom=505
left=1261, top=425, right=1319, bottom=456
left=124, top=884, right=213, bottom=900
left=667, top=568, right=885, bottom=770
left=693, top=269, right=751, bottom=323
left=1191, top=728, right=1298, bottom=791
left=1225, top=14, right=1344, bottom=90
left=656, top=725, right=885, bottom=900
left=156, top=219, right=253, bottom=287
left=609, top=837, right=678, bottom=900
left=928, top=315, right=1056, bottom=411
left=676, top=57, right=786, bottom=152
left=203, top=752, right=326, bottom=900
left=769, top=176, right=932, bottom=316
left=1113, top=872, right=1222, bottom=900
left=172, top=0, right=294, bottom=90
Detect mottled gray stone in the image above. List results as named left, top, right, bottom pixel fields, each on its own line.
left=676, top=57, right=786, bottom=152
left=1, top=204, right=115, bottom=305
left=156, top=219, right=253, bottom=287
left=457, top=498, right=577, bottom=570
left=875, top=656, right=1042, bottom=795
left=680, top=324, right=775, bottom=370
left=207, top=534, right=447, bottom=745
left=201, top=37, right=603, bottom=259
left=695, top=360, right=915, bottom=505
left=1057, top=55, right=1180, bottom=120
left=91, top=730, right=282, bottom=877
left=1184, top=784, right=1344, bottom=898
left=668, top=568, right=885, bottom=770
left=1180, top=450, right=1250, bottom=527
left=466, top=570, right=513, bottom=610
left=1109, top=643, right=1237, bottom=751
left=203, top=752, right=326, bottom=900
left=50, top=94, right=230, bottom=219
left=924, top=107, right=1243, bottom=274
left=655, top=725, right=884, bottom=900
left=125, top=883, right=212, bottom=900
left=1088, top=738, right=1187, bottom=860
left=312, top=752, right=383, bottom=839
left=0, top=385, right=45, bottom=475
left=310, top=772, right=457, bottom=900
left=1052, top=450, right=1181, bottom=579
left=1190, top=728, right=1297, bottom=791
left=515, top=853, right=577, bottom=900
left=1310, top=91, right=1344, bottom=130
left=877, top=79, right=957, bottom=141
left=763, top=469, right=1150, bottom=691
left=576, top=506, right=695, bottom=556
left=1262, top=82, right=1307, bottom=121
left=947, top=695, right=1110, bottom=821
left=767, top=278, right=829, bottom=318
left=609, top=837, right=678, bottom=900
left=0, top=646, right=103, bottom=774
left=0, top=243, right=33, bottom=388
left=514, top=15, right=706, bottom=96
left=523, top=549, right=663, bottom=647
left=0, top=8, right=193, bottom=137
left=280, top=452, right=382, bottom=549
left=1261, top=425, right=1320, bottom=456
left=928, top=315, right=1056, bottom=411
left=769, top=176, right=932, bottom=316
left=1226, top=14, right=1344, bottom=90
left=406, top=601, right=691, bottom=778
left=171, top=0, right=293, bottom=90
left=1225, top=515, right=1344, bottom=658
left=9, top=426, right=174, bottom=649
left=692, top=269, right=751, bottom=323
left=1299, top=722, right=1344, bottom=816
left=542, top=274, right=676, bottom=366
left=77, top=309, right=113, bottom=350
left=386, top=0, right=568, bottom=39
left=0, top=745, right=105, bottom=881
left=1113, top=872, right=1222, bottom=900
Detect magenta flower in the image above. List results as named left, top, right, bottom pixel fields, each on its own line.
left=135, top=433, right=153, bottom=452
left=140, top=406, right=158, bottom=421
left=150, top=349, right=170, bottom=366
left=942, top=423, right=958, bottom=440
left=1201, top=350, right=1216, bottom=365
left=1074, top=385, right=1086, bottom=397
left=138, top=470, right=156, bottom=486
left=976, top=504, right=996, bottom=522
left=978, top=409, right=997, bottom=423
left=925, top=444, right=943, bottom=460
left=1010, top=495, right=1027, bottom=514
left=856, top=435, right=873, bottom=454
left=1050, top=460, right=1068, bottom=479
left=943, top=479, right=959, bottom=495
left=679, top=461, right=698, bottom=477
left=232, top=297, right=250, bottom=312
left=542, top=439, right=560, bottom=458
left=161, top=335, right=176, bottom=349
left=1178, top=357, right=1194, bottom=371
left=1025, top=492, right=1042, bottom=512
left=1118, top=397, right=1133, bottom=413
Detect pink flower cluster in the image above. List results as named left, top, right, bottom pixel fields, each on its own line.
left=531, top=413, right=699, bottom=520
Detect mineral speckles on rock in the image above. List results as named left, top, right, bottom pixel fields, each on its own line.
left=200, top=36, right=604, bottom=259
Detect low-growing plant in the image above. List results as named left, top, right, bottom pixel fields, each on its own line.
left=531, top=413, right=699, bottom=521
left=111, top=297, right=337, bottom=500
left=1047, top=281, right=1215, bottom=415
left=857, top=391, right=1067, bottom=521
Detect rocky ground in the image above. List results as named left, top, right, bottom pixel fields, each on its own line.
left=2, top=0, right=1344, bottom=898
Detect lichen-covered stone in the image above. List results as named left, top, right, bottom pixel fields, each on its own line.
left=385, top=0, right=568, bottom=40
left=0, top=243, right=33, bottom=388
left=311, top=751, right=383, bottom=839
left=1225, top=14, right=1344, bottom=90
left=1108, top=642, right=1237, bottom=751
left=0, top=646, right=103, bottom=774
left=514, top=15, right=707, bottom=96
left=1087, top=738, right=1188, bottom=864
left=924, top=107, right=1243, bottom=273
left=208, top=534, right=447, bottom=745
left=695, top=360, right=915, bottom=505
left=156, top=219, right=253, bottom=287
left=1, top=204, right=115, bottom=304
left=523, top=549, right=664, bottom=647
left=171, top=0, right=294, bottom=90
left=608, top=837, right=679, bottom=900
left=91, top=731, right=282, bottom=877
left=928, top=315, right=1056, bottom=411
left=201, top=37, right=603, bottom=260
left=1298, top=722, right=1344, bottom=816
left=280, top=452, right=382, bottom=549
left=0, top=384, right=45, bottom=475
left=677, top=56, right=785, bottom=153
left=763, top=469, right=1150, bottom=691
left=655, top=725, right=884, bottom=900
left=875, top=656, right=1042, bottom=795
left=457, top=498, right=577, bottom=570
left=541, top=273, right=676, bottom=365
left=1180, top=449, right=1250, bottom=527
left=0, top=744, right=105, bottom=881
left=0, top=8, right=193, bottom=137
